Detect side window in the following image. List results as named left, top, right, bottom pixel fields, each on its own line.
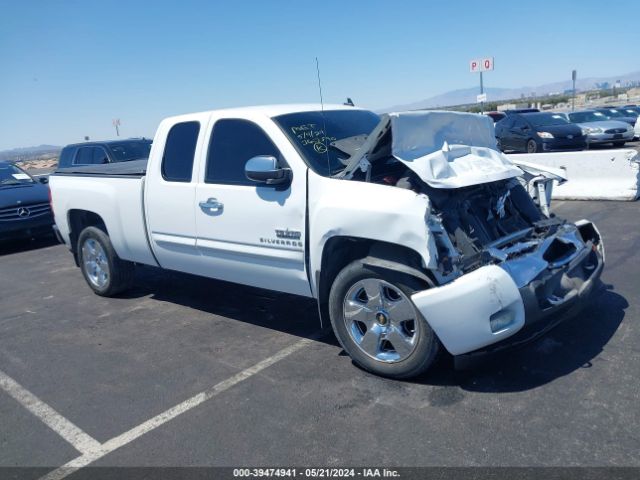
left=205, top=119, right=281, bottom=185
left=514, top=117, right=527, bottom=129
left=93, top=147, right=109, bottom=164
left=161, top=121, right=200, bottom=182
left=74, top=147, right=94, bottom=165
left=58, top=147, right=74, bottom=168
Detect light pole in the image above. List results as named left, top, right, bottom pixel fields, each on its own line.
left=571, top=70, right=577, bottom=111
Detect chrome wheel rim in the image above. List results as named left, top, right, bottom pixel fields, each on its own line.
left=342, top=278, right=419, bottom=363
left=82, top=238, right=109, bottom=289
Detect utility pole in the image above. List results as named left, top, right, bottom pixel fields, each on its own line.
left=480, top=71, right=484, bottom=113
left=571, top=70, right=577, bottom=111
left=112, top=118, right=121, bottom=137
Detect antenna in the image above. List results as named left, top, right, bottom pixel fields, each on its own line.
left=315, top=57, right=324, bottom=111
left=315, top=57, right=331, bottom=176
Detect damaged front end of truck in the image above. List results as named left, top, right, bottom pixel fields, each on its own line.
left=333, top=111, right=605, bottom=356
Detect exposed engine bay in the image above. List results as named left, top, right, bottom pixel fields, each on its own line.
left=333, top=111, right=602, bottom=293
left=354, top=159, right=566, bottom=274
left=353, top=155, right=604, bottom=326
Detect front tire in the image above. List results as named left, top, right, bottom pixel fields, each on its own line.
left=77, top=226, right=134, bottom=296
left=526, top=139, right=538, bottom=153
left=328, top=260, right=440, bottom=379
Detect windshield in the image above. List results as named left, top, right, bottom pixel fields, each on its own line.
left=569, top=111, right=608, bottom=123
left=0, top=163, right=34, bottom=186
left=274, top=110, right=380, bottom=176
left=523, top=113, right=569, bottom=127
left=107, top=140, right=152, bottom=162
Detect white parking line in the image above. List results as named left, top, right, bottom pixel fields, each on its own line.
left=39, top=337, right=313, bottom=480
left=0, top=369, right=101, bottom=454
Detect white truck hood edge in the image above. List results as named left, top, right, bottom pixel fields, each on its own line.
left=338, top=110, right=524, bottom=188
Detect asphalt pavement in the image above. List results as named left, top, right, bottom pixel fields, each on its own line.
left=0, top=200, right=638, bottom=479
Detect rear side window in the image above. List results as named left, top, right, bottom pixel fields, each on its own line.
left=500, top=117, right=513, bottom=129
left=58, top=147, right=75, bottom=168
left=92, top=147, right=108, bottom=164
left=205, top=119, right=281, bottom=185
left=161, top=121, right=200, bottom=182
left=513, top=117, right=527, bottom=128
left=74, top=147, right=94, bottom=165
left=73, top=146, right=109, bottom=165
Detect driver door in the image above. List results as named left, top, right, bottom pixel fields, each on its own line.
left=193, top=116, right=310, bottom=297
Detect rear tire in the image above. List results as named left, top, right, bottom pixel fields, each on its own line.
left=328, top=260, right=440, bottom=379
left=77, top=226, right=134, bottom=296
left=526, top=139, right=538, bottom=153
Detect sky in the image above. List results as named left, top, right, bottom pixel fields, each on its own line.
left=0, top=0, right=638, bottom=150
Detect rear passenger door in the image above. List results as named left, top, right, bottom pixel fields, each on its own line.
left=510, top=117, right=530, bottom=151
left=144, top=114, right=209, bottom=274
left=496, top=117, right=513, bottom=150
left=193, top=116, right=310, bottom=296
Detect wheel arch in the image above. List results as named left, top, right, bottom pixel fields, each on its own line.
left=67, top=209, right=109, bottom=266
left=315, top=236, right=436, bottom=328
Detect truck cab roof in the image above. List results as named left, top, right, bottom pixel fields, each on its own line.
left=160, top=104, right=362, bottom=123
left=63, top=138, right=151, bottom=149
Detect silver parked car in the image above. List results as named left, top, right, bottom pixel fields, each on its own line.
left=559, top=110, right=634, bottom=147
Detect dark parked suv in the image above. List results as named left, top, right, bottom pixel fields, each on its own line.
left=57, top=138, right=152, bottom=169
left=495, top=112, right=587, bottom=153
left=0, top=161, right=53, bottom=242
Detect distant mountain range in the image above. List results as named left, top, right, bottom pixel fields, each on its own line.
left=380, top=70, right=640, bottom=112
left=0, top=144, right=61, bottom=162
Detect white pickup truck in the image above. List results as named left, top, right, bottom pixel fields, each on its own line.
left=50, top=105, right=604, bottom=378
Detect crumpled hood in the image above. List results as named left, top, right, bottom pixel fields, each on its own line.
left=338, top=110, right=524, bottom=188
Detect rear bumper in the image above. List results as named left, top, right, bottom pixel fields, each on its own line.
left=411, top=220, right=604, bottom=355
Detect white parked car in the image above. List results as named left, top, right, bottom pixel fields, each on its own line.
left=49, top=106, right=604, bottom=378
left=635, top=116, right=640, bottom=140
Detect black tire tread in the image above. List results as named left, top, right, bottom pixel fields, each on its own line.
left=328, top=260, right=440, bottom=379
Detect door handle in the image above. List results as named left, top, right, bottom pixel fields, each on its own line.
left=199, top=198, right=223, bottom=212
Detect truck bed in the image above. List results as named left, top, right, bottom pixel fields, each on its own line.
left=49, top=165, right=157, bottom=267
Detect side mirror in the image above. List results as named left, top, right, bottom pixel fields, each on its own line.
left=39, top=177, right=49, bottom=184
left=245, top=155, right=291, bottom=186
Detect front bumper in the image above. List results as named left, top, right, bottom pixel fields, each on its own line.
left=411, top=220, right=604, bottom=355
left=587, top=131, right=634, bottom=144
left=0, top=213, right=54, bottom=242
left=541, top=138, right=587, bottom=151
